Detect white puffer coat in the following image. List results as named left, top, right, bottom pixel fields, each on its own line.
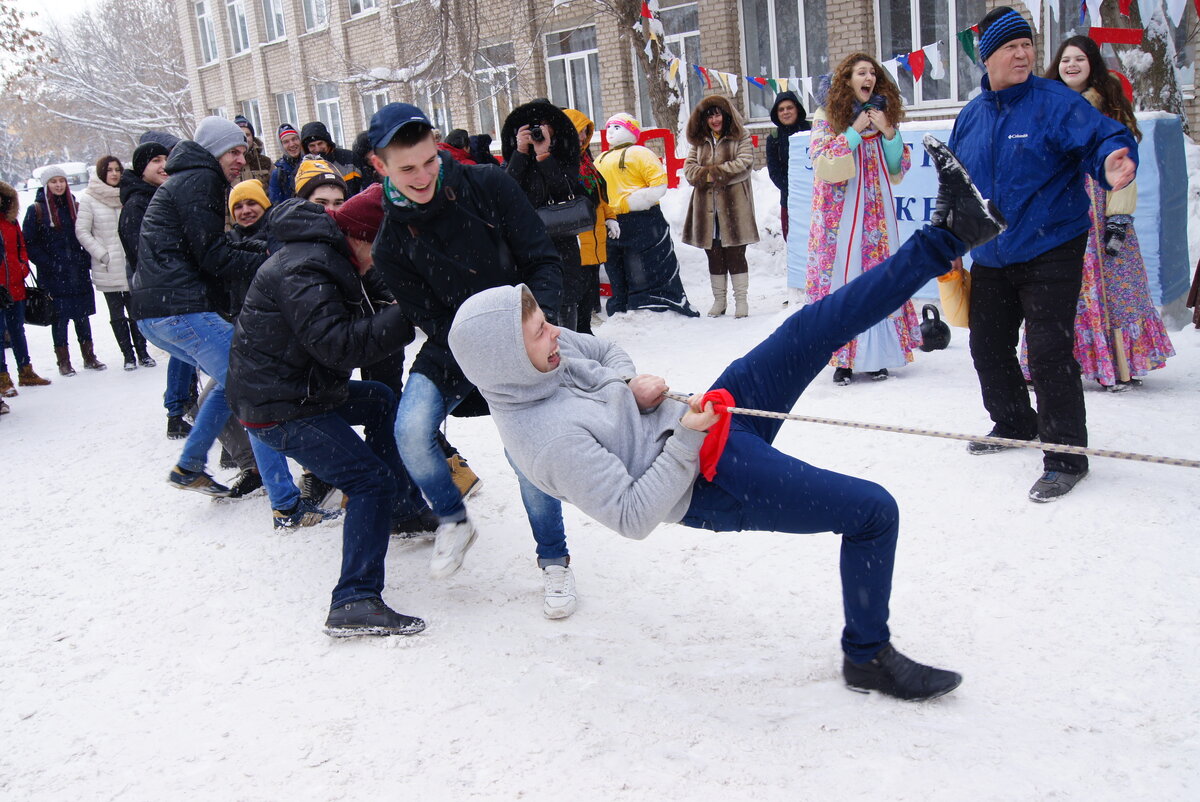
left=76, top=173, right=127, bottom=292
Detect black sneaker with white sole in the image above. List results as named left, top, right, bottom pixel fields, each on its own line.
left=966, top=429, right=1038, bottom=455
left=392, top=508, right=440, bottom=539
left=324, top=597, right=426, bottom=637
left=1028, top=469, right=1087, bottom=503
left=923, top=135, right=1007, bottom=250
left=844, top=644, right=962, bottom=701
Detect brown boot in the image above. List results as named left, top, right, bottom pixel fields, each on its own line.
left=18, top=364, right=51, bottom=386
left=56, top=346, right=77, bottom=377
left=447, top=453, right=482, bottom=499
left=0, top=370, right=16, bottom=397
left=80, top=341, right=107, bottom=371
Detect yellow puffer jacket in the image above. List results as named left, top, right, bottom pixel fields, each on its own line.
left=563, top=108, right=617, bottom=266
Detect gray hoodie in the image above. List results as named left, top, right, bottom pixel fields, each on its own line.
left=448, top=285, right=709, bottom=539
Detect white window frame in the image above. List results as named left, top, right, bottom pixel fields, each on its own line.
left=195, top=1, right=220, bottom=65
left=208, top=106, right=229, bottom=119
left=473, top=44, right=518, bottom=140
left=544, top=25, right=603, bottom=122
left=634, top=2, right=701, bottom=129
left=314, top=83, right=345, bottom=146
left=302, top=0, right=329, bottom=32
left=275, top=91, right=299, bottom=130
left=260, top=0, right=286, bottom=42
left=421, top=86, right=453, bottom=132
left=225, top=0, right=250, bottom=55
left=362, top=88, right=389, bottom=122
left=348, top=0, right=378, bottom=16
left=873, top=0, right=982, bottom=113
left=239, top=99, right=263, bottom=139
left=739, top=0, right=830, bottom=120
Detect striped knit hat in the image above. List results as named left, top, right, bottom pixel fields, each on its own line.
left=977, top=7, right=1034, bottom=64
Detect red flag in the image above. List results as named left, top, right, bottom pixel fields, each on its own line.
left=1118, top=0, right=1133, bottom=15
left=908, top=49, right=926, bottom=82
left=698, top=65, right=713, bottom=89
left=641, top=1, right=652, bottom=18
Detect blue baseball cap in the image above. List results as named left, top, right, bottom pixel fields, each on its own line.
left=368, top=102, right=433, bottom=150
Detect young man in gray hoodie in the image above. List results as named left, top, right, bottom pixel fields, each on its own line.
left=448, top=138, right=1000, bottom=701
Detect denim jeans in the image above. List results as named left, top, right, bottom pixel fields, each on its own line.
left=139, top=312, right=299, bottom=510
left=681, top=226, right=967, bottom=662
left=0, top=300, right=30, bottom=370
left=164, top=356, right=198, bottom=417
left=250, top=381, right=428, bottom=607
left=395, top=371, right=568, bottom=560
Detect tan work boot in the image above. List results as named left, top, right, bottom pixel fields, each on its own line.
left=55, top=346, right=77, bottom=376
left=18, top=364, right=51, bottom=386
left=80, top=340, right=107, bottom=371
left=731, top=273, right=750, bottom=318
left=447, top=452, right=482, bottom=499
left=707, top=274, right=728, bottom=317
left=0, top=370, right=16, bottom=397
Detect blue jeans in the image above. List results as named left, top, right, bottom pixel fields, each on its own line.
left=395, top=372, right=568, bottom=561
left=164, top=356, right=198, bottom=417
left=681, top=226, right=966, bottom=662
left=139, top=313, right=299, bottom=511
left=250, top=381, right=428, bottom=607
left=0, top=300, right=30, bottom=370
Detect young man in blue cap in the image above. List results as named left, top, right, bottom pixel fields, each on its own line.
left=367, top=102, right=578, bottom=619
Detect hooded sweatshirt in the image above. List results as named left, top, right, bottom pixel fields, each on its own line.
left=448, top=284, right=708, bottom=540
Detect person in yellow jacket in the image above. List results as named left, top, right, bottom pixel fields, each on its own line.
left=562, top=108, right=618, bottom=334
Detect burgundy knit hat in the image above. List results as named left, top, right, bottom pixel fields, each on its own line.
left=331, top=182, right=384, bottom=241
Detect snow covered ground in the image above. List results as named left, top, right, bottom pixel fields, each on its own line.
left=3, top=174, right=1198, bottom=800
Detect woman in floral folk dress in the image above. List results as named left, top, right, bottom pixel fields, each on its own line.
left=1046, top=36, right=1174, bottom=390
left=806, top=52, right=920, bottom=385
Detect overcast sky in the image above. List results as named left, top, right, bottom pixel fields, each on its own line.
left=12, top=0, right=97, bottom=30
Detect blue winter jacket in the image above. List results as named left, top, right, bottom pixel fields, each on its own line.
left=947, top=74, right=1138, bottom=267
left=268, top=154, right=300, bottom=204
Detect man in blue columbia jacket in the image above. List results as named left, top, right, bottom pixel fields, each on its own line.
left=947, top=7, right=1137, bottom=503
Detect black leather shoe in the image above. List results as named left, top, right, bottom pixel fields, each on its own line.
left=923, top=135, right=1007, bottom=250
left=226, top=469, right=263, bottom=499
left=1028, top=469, right=1087, bottom=503
left=324, top=597, right=426, bottom=637
left=844, top=643, right=962, bottom=701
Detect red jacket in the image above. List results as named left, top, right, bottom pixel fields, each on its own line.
left=1, top=218, right=29, bottom=303
left=437, top=142, right=477, bottom=166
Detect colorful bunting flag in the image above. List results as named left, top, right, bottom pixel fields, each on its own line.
left=767, top=78, right=779, bottom=93
left=923, top=42, right=946, bottom=81
left=778, top=78, right=788, bottom=92
left=745, top=75, right=768, bottom=89
left=668, top=57, right=680, bottom=84
left=725, top=72, right=739, bottom=97
left=957, top=29, right=977, bottom=64
left=908, top=49, right=926, bottom=82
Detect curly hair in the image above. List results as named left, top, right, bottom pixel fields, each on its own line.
left=1045, top=35, right=1141, bottom=142
left=825, top=52, right=905, bottom=133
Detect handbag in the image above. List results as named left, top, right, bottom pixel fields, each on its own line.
left=936, top=259, right=971, bottom=328
left=537, top=194, right=595, bottom=238
left=23, top=276, right=56, bottom=327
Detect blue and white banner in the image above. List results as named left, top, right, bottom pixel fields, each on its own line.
left=786, top=116, right=1190, bottom=307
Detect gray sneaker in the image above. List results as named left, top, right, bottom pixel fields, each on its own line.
left=1028, top=470, right=1088, bottom=503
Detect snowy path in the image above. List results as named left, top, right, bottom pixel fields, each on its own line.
left=3, top=179, right=1198, bottom=799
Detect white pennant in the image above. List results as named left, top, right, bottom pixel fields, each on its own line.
left=924, top=41, right=946, bottom=81
left=801, top=76, right=813, bottom=107
left=1026, top=0, right=1042, bottom=31
left=882, top=59, right=902, bottom=86
left=725, top=72, right=739, bottom=97
left=1165, top=0, right=1187, bottom=25
left=1084, top=0, right=1102, bottom=25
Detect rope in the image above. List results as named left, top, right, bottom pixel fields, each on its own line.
left=661, top=391, right=1200, bottom=470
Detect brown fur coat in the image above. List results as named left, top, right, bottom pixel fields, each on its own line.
left=682, top=95, right=758, bottom=249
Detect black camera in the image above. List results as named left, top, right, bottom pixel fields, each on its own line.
left=529, top=125, right=545, bottom=143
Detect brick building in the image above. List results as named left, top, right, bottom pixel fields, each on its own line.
left=177, top=0, right=1196, bottom=159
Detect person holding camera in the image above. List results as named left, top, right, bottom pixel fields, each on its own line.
left=501, top=100, right=589, bottom=332
left=805, top=52, right=920, bottom=386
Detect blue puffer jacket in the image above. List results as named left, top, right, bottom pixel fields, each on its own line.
left=268, top=154, right=300, bottom=204
left=947, top=74, right=1138, bottom=267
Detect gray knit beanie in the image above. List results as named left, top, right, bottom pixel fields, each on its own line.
left=193, top=116, right=248, bottom=159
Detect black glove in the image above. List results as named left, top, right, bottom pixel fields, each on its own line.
left=1103, top=218, right=1129, bottom=257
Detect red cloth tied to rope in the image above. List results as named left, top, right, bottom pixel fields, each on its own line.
left=697, top=389, right=734, bottom=481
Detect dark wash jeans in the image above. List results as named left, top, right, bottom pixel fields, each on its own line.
left=968, top=234, right=1088, bottom=474
left=248, top=380, right=428, bottom=608
left=682, top=226, right=967, bottom=662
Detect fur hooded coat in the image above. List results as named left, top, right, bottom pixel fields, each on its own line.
left=681, top=94, right=758, bottom=249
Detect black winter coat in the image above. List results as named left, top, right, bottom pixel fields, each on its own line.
left=765, top=90, right=810, bottom=207
left=118, top=169, right=156, bottom=276
left=501, top=101, right=583, bottom=210
left=227, top=199, right=413, bottom=424
left=372, top=151, right=563, bottom=407
left=131, top=140, right=268, bottom=319
left=226, top=213, right=272, bottom=320
left=22, top=188, right=94, bottom=301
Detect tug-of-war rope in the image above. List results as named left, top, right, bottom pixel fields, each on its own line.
left=661, top=391, right=1200, bottom=470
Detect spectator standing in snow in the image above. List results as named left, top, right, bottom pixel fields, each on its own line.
left=806, top=52, right=919, bottom=386
left=682, top=94, right=759, bottom=319
left=23, top=166, right=106, bottom=376
left=234, top=115, right=273, bottom=191
left=468, top=133, right=502, bottom=167
left=300, top=121, right=362, bottom=197
left=132, top=116, right=335, bottom=529
left=268, top=123, right=304, bottom=204
left=1, top=181, right=53, bottom=395
left=77, top=155, right=153, bottom=372
left=121, top=139, right=199, bottom=439
left=562, top=108, right=617, bottom=336
left=368, top=102, right=577, bottom=619
left=949, top=7, right=1138, bottom=502
left=449, top=137, right=998, bottom=703
left=765, top=90, right=810, bottom=241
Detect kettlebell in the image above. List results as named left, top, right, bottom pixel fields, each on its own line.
left=919, top=304, right=951, bottom=352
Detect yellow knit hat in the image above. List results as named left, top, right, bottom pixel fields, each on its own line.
left=294, top=157, right=347, bottom=200
left=228, top=179, right=271, bottom=216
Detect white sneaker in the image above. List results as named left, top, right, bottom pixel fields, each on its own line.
left=542, top=564, right=577, bottom=619
left=429, top=519, right=478, bottom=579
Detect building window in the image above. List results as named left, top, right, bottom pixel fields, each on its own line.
left=239, top=99, right=263, bottom=139
left=302, top=0, right=329, bottom=32
left=545, top=26, right=603, bottom=123
left=225, top=0, right=250, bottom=55
left=362, top=88, right=389, bottom=122
left=741, top=0, right=829, bottom=119
left=348, top=0, right=377, bottom=15
left=474, top=43, right=518, bottom=140
left=208, top=106, right=229, bottom=119
left=876, top=0, right=983, bottom=109
left=315, top=83, right=345, bottom=145
left=636, top=2, right=702, bottom=129
left=420, top=86, right=452, bottom=132
left=260, top=0, right=286, bottom=42
left=195, top=1, right=219, bottom=64
left=275, top=91, right=299, bottom=129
